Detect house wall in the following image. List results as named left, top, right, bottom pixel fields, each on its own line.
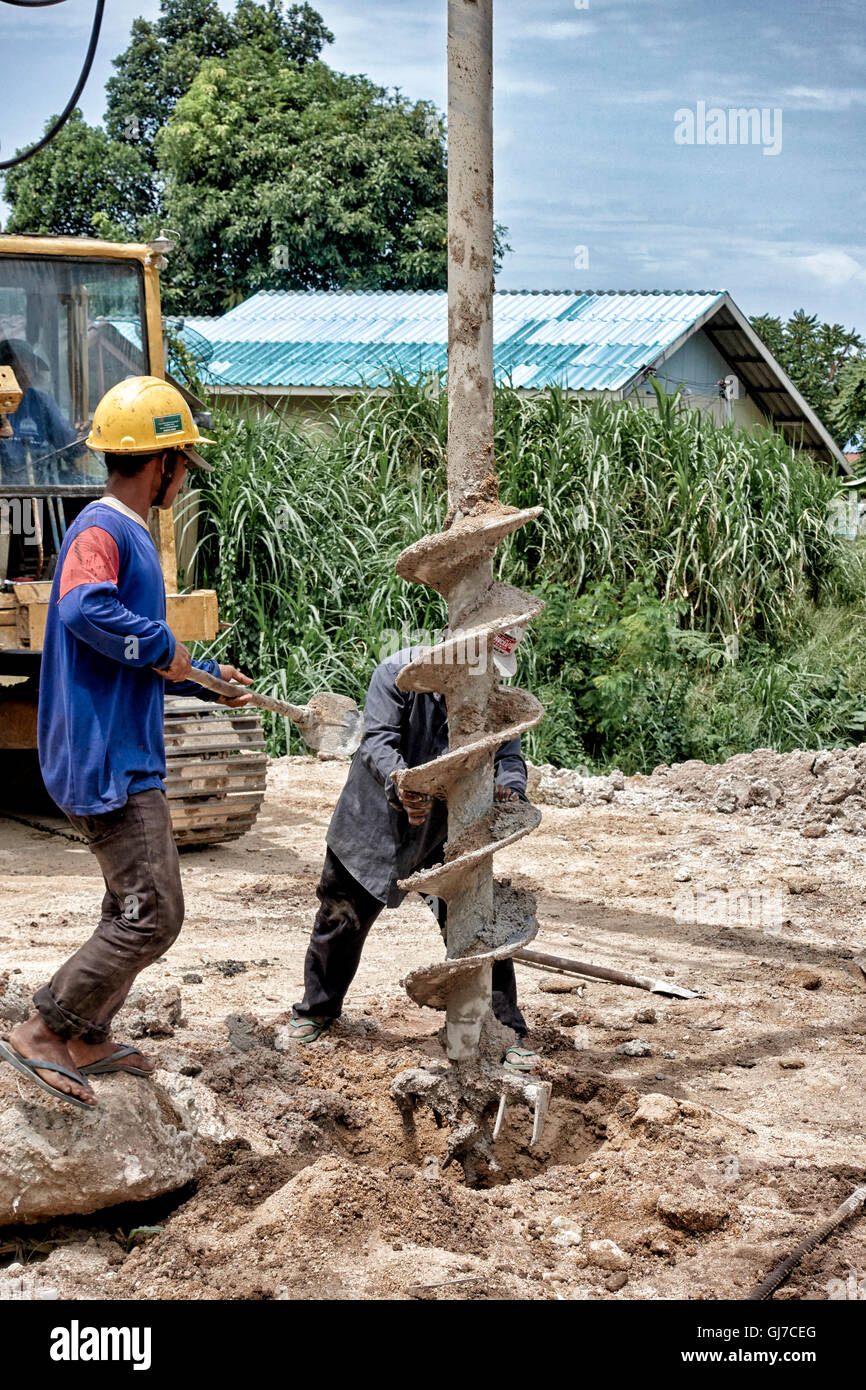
left=636, top=329, right=766, bottom=429
left=213, top=391, right=349, bottom=425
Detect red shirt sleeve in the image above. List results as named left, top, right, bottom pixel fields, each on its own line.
left=58, top=526, right=120, bottom=600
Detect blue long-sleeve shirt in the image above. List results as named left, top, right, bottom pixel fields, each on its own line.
left=37, top=496, right=221, bottom=816
left=327, top=647, right=528, bottom=905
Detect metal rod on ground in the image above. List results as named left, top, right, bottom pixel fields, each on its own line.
left=514, top=947, right=701, bottom=999
left=747, top=1185, right=866, bottom=1301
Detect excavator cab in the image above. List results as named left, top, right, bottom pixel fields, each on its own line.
left=0, top=251, right=149, bottom=580
left=0, top=236, right=266, bottom=843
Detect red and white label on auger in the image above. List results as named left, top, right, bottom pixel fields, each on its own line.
left=492, top=630, right=519, bottom=657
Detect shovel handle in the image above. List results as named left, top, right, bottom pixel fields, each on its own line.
left=179, top=666, right=308, bottom=723
left=514, top=947, right=699, bottom=998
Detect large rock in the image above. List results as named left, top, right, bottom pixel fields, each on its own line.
left=119, top=984, right=184, bottom=1039
left=0, top=1072, right=205, bottom=1226
left=632, top=1092, right=681, bottom=1126
left=526, top=763, right=584, bottom=807
left=588, top=1238, right=630, bottom=1271
left=657, top=1185, right=731, bottom=1232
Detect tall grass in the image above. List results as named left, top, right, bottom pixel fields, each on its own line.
left=494, top=381, right=855, bottom=634
left=179, top=377, right=866, bottom=767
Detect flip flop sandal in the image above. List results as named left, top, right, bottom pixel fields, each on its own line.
left=78, top=1044, right=154, bottom=1078
left=287, top=1016, right=332, bottom=1046
left=503, top=1045, right=540, bottom=1074
left=0, top=1039, right=97, bottom=1112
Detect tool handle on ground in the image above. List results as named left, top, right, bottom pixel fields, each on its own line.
left=515, top=948, right=699, bottom=999
left=511, top=945, right=653, bottom=989
left=181, top=666, right=308, bottom=722
left=515, top=948, right=655, bottom=991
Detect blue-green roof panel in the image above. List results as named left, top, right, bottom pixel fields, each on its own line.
left=180, top=289, right=726, bottom=392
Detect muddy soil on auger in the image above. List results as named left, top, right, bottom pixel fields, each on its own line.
left=0, top=755, right=864, bottom=1300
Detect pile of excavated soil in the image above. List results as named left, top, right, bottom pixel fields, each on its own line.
left=0, top=751, right=864, bottom=1301
left=649, top=744, right=866, bottom=837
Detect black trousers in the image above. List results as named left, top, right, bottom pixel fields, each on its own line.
left=294, top=848, right=527, bottom=1036
left=34, top=789, right=184, bottom=1042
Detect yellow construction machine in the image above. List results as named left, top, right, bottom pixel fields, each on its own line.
left=0, top=234, right=267, bottom=844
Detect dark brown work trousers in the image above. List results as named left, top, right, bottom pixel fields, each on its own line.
left=33, top=788, right=184, bottom=1042
left=294, top=848, right=527, bottom=1036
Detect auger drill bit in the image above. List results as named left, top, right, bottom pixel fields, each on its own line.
left=389, top=0, right=550, bottom=1178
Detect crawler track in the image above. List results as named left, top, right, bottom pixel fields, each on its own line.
left=164, top=697, right=267, bottom=847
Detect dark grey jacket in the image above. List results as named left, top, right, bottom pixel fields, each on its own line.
left=327, top=647, right=527, bottom=905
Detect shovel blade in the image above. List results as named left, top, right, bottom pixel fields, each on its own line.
left=300, top=693, right=364, bottom=759
left=649, top=981, right=701, bottom=999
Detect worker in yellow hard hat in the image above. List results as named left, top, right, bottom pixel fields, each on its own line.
left=85, top=373, right=215, bottom=481
left=0, top=377, right=253, bottom=1112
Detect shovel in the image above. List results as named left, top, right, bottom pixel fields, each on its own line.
left=514, top=947, right=700, bottom=999
left=184, top=668, right=364, bottom=759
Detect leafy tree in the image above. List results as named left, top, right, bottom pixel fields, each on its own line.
left=751, top=309, right=865, bottom=448
left=232, top=0, right=333, bottom=63
left=157, top=49, right=450, bottom=312
left=104, top=0, right=333, bottom=166
left=104, top=2, right=235, bottom=163
left=3, top=1, right=465, bottom=309
left=3, top=110, right=156, bottom=239
left=829, top=358, right=866, bottom=451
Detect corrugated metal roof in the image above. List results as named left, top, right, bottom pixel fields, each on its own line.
left=184, top=289, right=726, bottom=392
left=104, top=316, right=215, bottom=371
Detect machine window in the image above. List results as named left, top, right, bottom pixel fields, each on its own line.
left=0, top=255, right=148, bottom=581
left=0, top=256, right=148, bottom=490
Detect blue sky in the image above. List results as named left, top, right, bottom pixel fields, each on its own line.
left=2, top=0, right=864, bottom=332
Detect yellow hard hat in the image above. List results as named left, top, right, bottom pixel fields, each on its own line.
left=86, top=376, right=215, bottom=471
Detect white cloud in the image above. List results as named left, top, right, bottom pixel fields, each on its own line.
left=783, top=85, right=866, bottom=110
left=4, top=0, right=163, bottom=38
left=787, top=249, right=866, bottom=289
left=522, top=20, right=597, bottom=41
left=601, top=88, right=677, bottom=106
left=497, top=77, right=555, bottom=97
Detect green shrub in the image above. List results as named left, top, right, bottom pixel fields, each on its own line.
left=182, top=377, right=866, bottom=767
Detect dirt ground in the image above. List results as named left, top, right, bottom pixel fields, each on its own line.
left=0, top=754, right=864, bottom=1302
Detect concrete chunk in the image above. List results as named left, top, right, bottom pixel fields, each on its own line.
left=0, top=1073, right=205, bottom=1226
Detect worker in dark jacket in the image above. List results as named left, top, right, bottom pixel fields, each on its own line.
left=291, top=641, right=536, bottom=1070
